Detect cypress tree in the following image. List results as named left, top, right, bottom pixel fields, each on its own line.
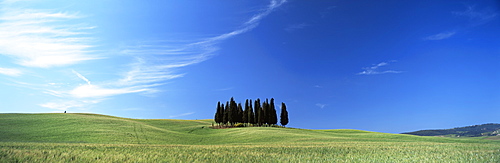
left=228, top=98, right=235, bottom=125
left=254, top=99, right=259, bottom=124
left=255, top=99, right=263, bottom=126
left=269, top=98, right=278, bottom=125
left=215, top=101, right=222, bottom=125
left=243, top=99, right=249, bottom=123
left=223, top=102, right=229, bottom=125
left=219, top=102, right=226, bottom=125
left=258, top=106, right=264, bottom=126
left=280, top=102, right=289, bottom=127
left=248, top=99, right=255, bottom=124
left=262, top=99, right=269, bottom=125
left=234, top=98, right=238, bottom=124
left=237, top=103, right=243, bottom=123
left=228, top=97, right=240, bottom=125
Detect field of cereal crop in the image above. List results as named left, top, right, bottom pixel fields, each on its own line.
left=1, top=113, right=499, bottom=162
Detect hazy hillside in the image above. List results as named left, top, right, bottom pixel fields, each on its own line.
left=402, top=123, right=500, bottom=137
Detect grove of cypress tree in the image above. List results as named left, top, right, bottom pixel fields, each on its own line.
left=215, top=98, right=288, bottom=127
left=280, top=102, right=289, bottom=127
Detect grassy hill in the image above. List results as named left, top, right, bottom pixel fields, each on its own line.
left=0, top=113, right=488, bottom=145
left=1, top=113, right=500, bottom=162
left=402, top=123, right=500, bottom=137
left=0, top=113, right=213, bottom=144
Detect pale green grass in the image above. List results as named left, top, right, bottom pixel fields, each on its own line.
left=1, top=113, right=499, bottom=162
left=1, top=141, right=499, bottom=162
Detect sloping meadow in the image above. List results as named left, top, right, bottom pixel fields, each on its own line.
left=1, top=113, right=499, bottom=162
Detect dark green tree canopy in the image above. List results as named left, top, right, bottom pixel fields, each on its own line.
left=248, top=99, right=255, bottom=124
left=214, top=101, right=223, bottom=124
left=243, top=99, right=249, bottom=123
left=223, top=102, right=229, bottom=124
left=269, top=98, right=278, bottom=125
left=280, top=102, right=289, bottom=127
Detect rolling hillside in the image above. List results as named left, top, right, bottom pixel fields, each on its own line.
left=0, top=113, right=214, bottom=144
left=1, top=113, right=500, bottom=162
left=0, top=113, right=430, bottom=145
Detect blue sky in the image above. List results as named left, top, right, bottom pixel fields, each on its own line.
left=0, top=0, right=499, bottom=133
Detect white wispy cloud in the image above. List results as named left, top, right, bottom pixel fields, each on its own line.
left=39, top=99, right=101, bottom=111
left=357, top=60, right=402, bottom=75
left=36, top=69, right=158, bottom=112
left=453, top=5, right=497, bottom=26
left=115, top=0, right=287, bottom=94
left=424, top=5, right=497, bottom=41
left=72, top=70, right=91, bottom=85
left=285, top=23, right=309, bottom=32
left=51, top=70, right=155, bottom=99
left=0, top=3, right=98, bottom=68
left=316, top=103, right=327, bottom=109
left=39, top=0, right=287, bottom=111
left=245, top=0, right=287, bottom=25
left=320, top=6, right=337, bottom=18
left=215, top=87, right=234, bottom=91
left=424, top=31, right=456, bottom=40
left=69, top=84, right=151, bottom=98
left=0, top=67, right=22, bottom=76
left=168, top=112, right=195, bottom=118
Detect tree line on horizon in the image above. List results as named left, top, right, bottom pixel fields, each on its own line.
left=214, top=97, right=288, bottom=127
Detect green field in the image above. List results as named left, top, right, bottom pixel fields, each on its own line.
left=1, top=113, right=499, bottom=162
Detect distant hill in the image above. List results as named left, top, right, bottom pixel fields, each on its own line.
left=403, top=123, right=500, bottom=137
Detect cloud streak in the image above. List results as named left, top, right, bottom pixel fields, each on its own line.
left=47, top=70, right=155, bottom=99
left=0, top=67, right=22, bottom=76
left=316, top=103, right=327, bottom=109
left=72, top=70, right=91, bottom=85
left=245, top=0, right=286, bottom=25
left=114, top=0, right=287, bottom=95
left=285, top=23, right=309, bottom=32
left=424, top=5, right=498, bottom=41
left=358, top=61, right=402, bottom=75
left=168, top=112, right=195, bottom=118
left=38, top=0, right=287, bottom=111
left=39, top=69, right=156, bottom=111
left=453, top=5, right=497, bottom=26
left=39, top=100, right=100, bottom=111
left=424, top=31, right=456, bottom=40
left=0, top=3, right=98, bottom=68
